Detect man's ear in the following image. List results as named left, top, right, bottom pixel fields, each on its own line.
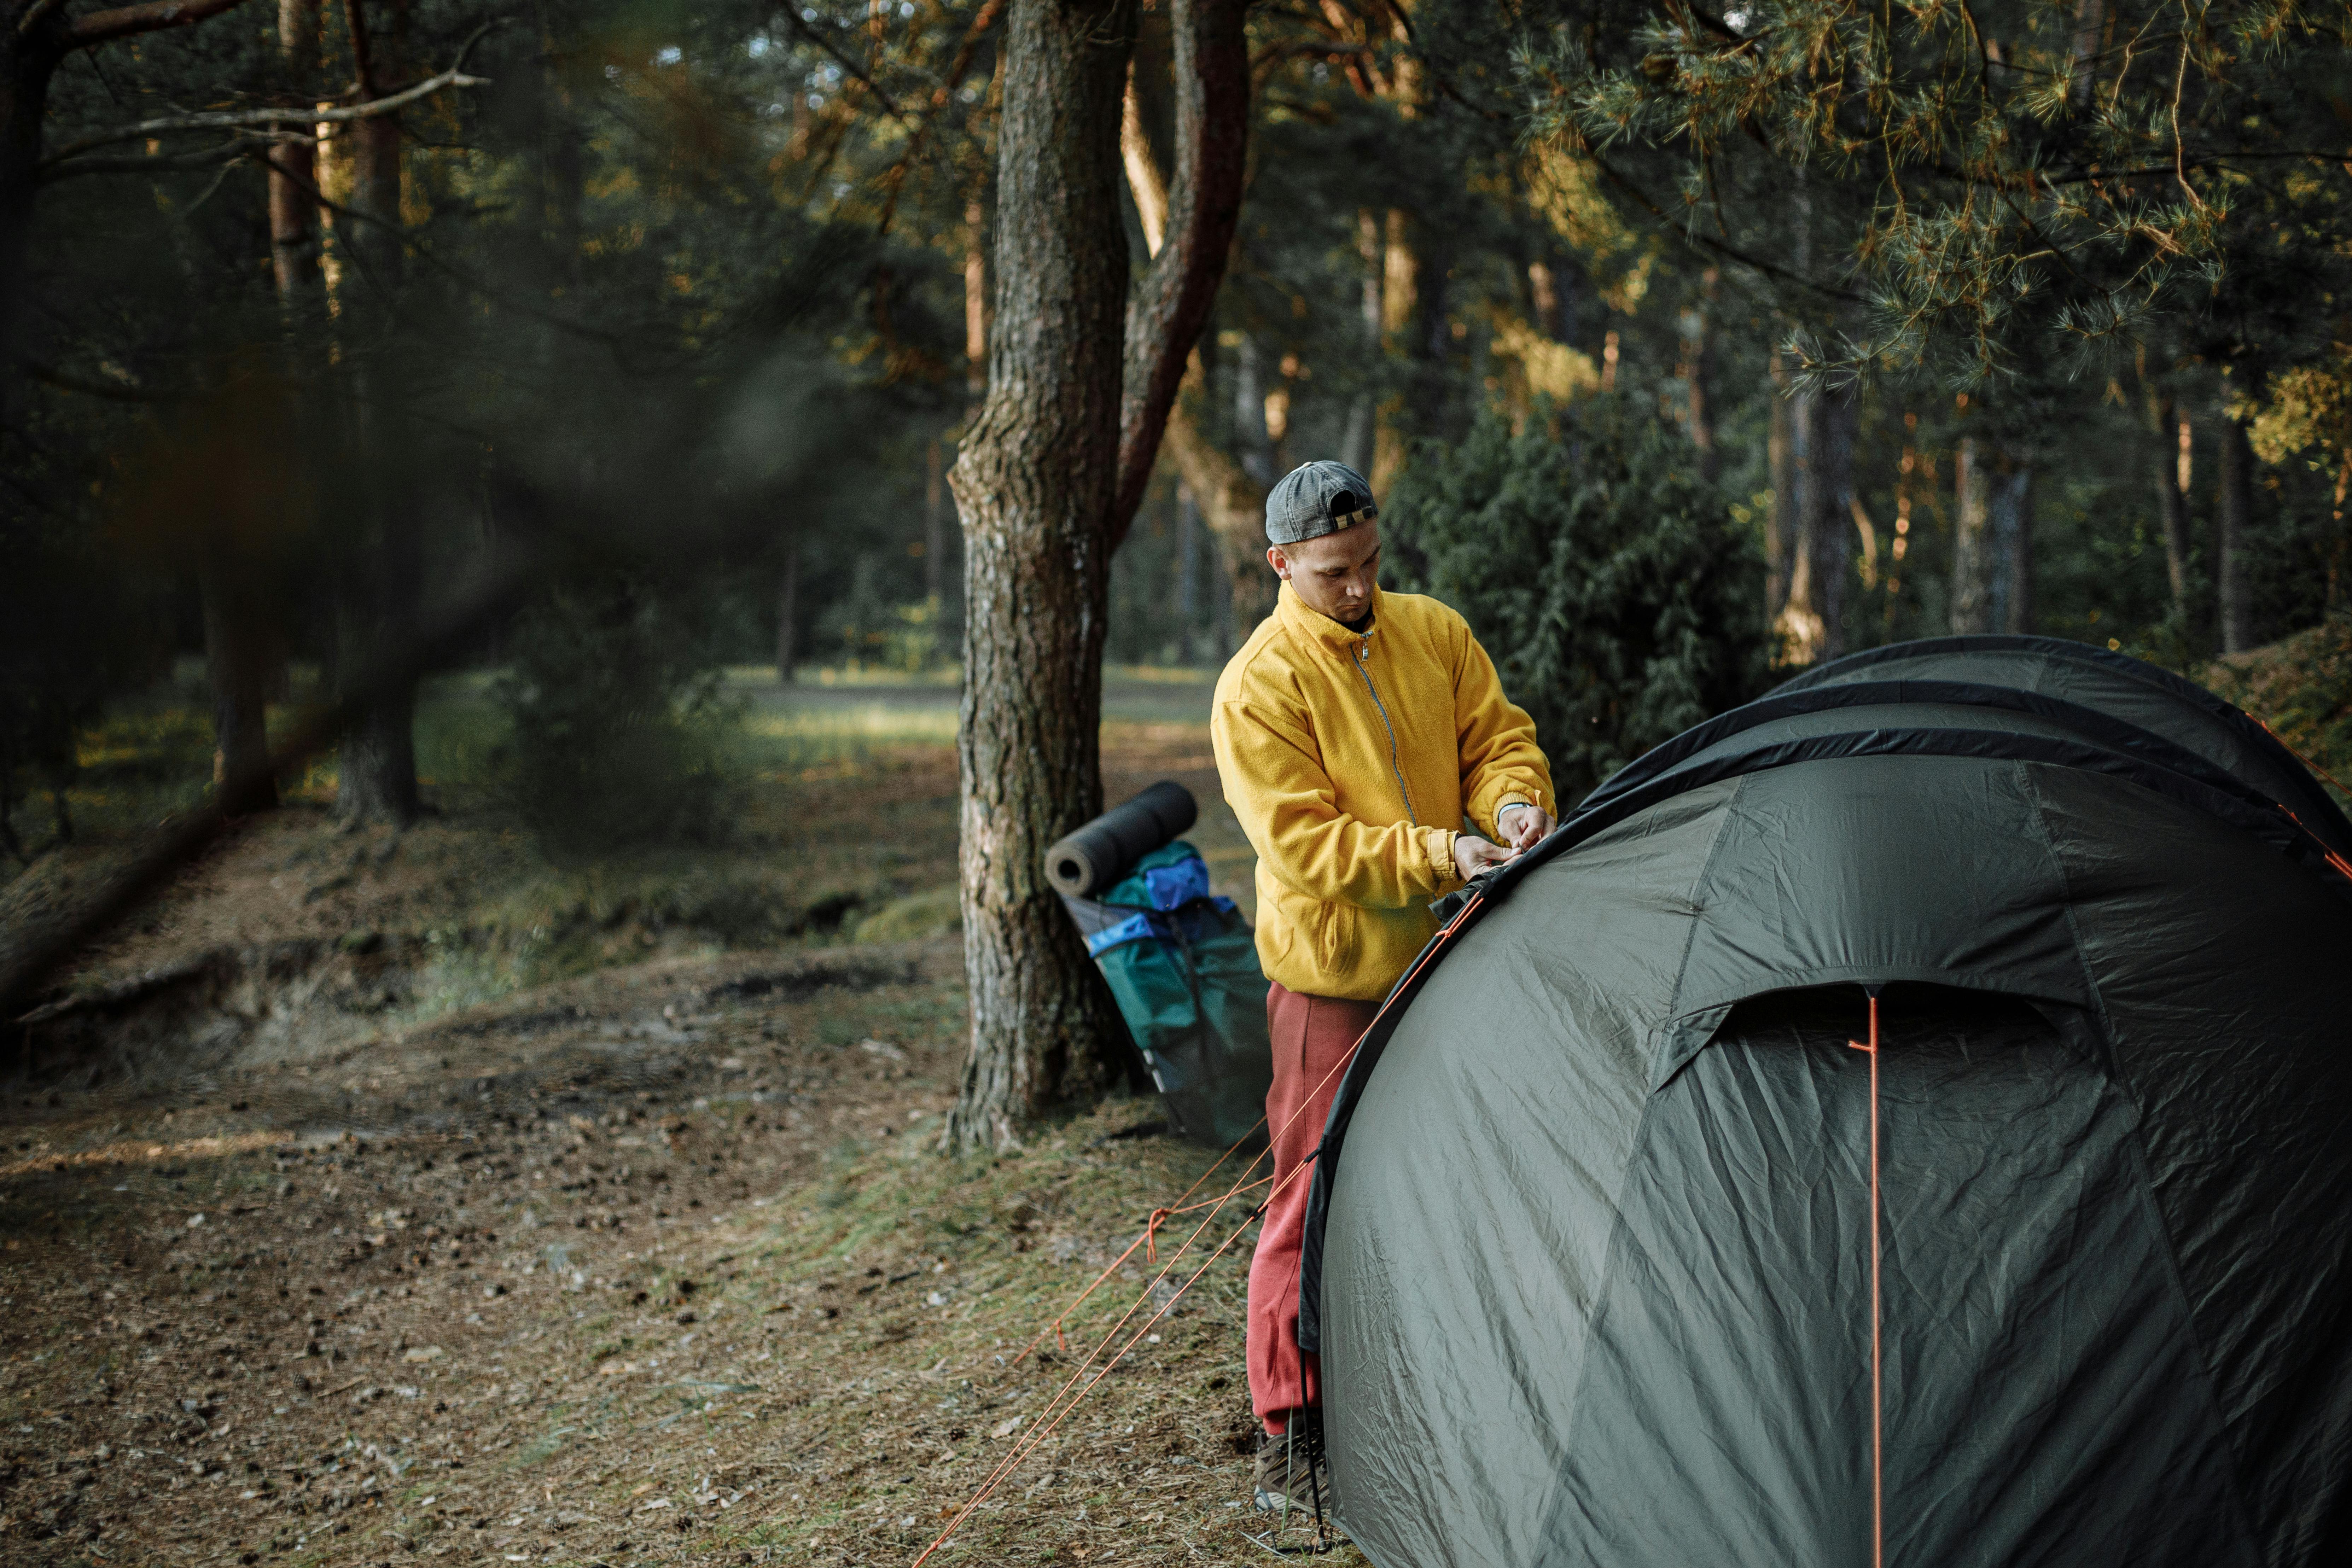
left=1266, top=545, right=1289, bottom=581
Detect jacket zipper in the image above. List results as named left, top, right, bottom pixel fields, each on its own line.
left=1353, top=640, right=1418, bottom=825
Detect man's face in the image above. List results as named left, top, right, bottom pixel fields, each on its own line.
left=1270, top=519, right=1381, bottom=624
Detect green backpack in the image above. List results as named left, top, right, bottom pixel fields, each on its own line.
left=1061, top=842, right=1273, bottom=1151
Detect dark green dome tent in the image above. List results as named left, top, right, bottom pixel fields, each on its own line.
left=1298, top=635, right=2352, bottom=1568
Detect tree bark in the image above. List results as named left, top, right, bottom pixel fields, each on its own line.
left=1772, top=355, right=1824, bottom=661
left=945, top=0, right=1139, bottom=1150
left=334, top=0, right=421, bottom=824
left=1679, top=267, right=1720, bottom=486
left=198, top=550, right=278, bottom=811
left=963, top=195, right=989, bottom=402
left=2218, top=410, right=2257, bottom=654
left=1339, top=207, right=1381, bottom=475
left=946, top=0, right=1247, bottom=1148
left=1175, top=478, right=1199, bottom=664
left=1233, top=332, right=1273, bottom=486
left=2069, top=0, right=2106, bottom=108
left=0, top=21, right=63, bottom=426
left=267, top=0, right=322, bottom=304
left=924, top=436, right=945, bottom=602
left=2153, top=395, right=2191, bottom=617
left=1108, top=0, right=1243, bottom=537
left=1950, top=435, right=1994, bottom=634
left=1373, top=207, right=1415, bottom=492
left=1808, top=379, right=1856, bottom=660
left=1990, top=462, right=2035, bottom=634
left=1160, top=355, right=1273, bottom=634
left=1766, top=347, right=1794, bottom=625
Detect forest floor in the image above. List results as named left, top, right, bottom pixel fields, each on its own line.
left=0, top=670, right=1361, bottom=1568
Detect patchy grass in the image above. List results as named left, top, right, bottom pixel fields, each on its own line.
left=0, top=659, right=1304, bottom=1566
left=0, top=948, right=1353, bottom=1567
left=2208, top=613, right=2352, bottom=804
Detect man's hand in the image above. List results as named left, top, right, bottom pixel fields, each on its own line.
left=1454, top=834, right=1514, bottom=882
left=1497, top=802, right=1555, bottom=852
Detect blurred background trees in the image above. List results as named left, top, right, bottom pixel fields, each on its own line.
left=2, top=0, right=2349, bottom=1130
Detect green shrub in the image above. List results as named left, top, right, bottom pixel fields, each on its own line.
left=495, top=582, right=740, bottom=856
left=1384, top=400, right=1771, bottom=801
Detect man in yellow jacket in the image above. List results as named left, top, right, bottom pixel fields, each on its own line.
left=1210, top=458, right=1554, bottom=1510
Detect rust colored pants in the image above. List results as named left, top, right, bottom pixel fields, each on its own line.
left=1247, top=980, right=1382, bottom=1434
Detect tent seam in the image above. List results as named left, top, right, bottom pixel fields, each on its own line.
left=1533, top=775, right=1746, bottom=1550
left=2013, top=757, right=2269, bottom=1566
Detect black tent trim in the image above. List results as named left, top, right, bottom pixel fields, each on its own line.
left=1776, top=633, right=2352, bottom=853
left=1297, top=710, right=2352, bottom=1354
left=1577, top=678, right=2292, bottom=822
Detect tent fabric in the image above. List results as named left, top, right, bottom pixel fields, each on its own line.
left=1297, top=635, right=2352, bottom=1568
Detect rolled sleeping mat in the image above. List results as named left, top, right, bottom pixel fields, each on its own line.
left=1046, top=781, right=1198, bottom=897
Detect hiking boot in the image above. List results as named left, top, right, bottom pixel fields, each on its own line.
left=1251, top=1421, right=1330, bottom=1515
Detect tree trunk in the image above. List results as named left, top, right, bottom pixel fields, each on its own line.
left=1338, top=207, right=1381, bottom=476
left=1175, top=479, right=1199, bottom=664
left=2153, top=395, right=2191, bottom=617
left=1950, top=435, right=1994, bottom=634
left=268, top=0, right=322, bottom=305
left=944, top=0, right=1138, bottom=1150
left=924, top=436, right=946, bottom=602
left=2069, top=0, right=2106, bottom=107
left=964, top=196, right=989, bottom=402
left=1373, top=207, right=1415, bottom=493
left=1160, top=355, right=1272, bottom=636
left=1809, top=379, right=1856, bottom=660
left=0, top=24, right=62, bottom=426
left=1766, top=348, right=1794, bottom=626
left=200, top=555, right=279, bottom=813
left=1233, top=332, right=1273, bottom=486
left=2218, top=410, right=2257, bottom=654
left=1990, top=462, right=2034, bottom=634
left=1679, top=267, right=1721, bottom=486
left=1773, top=357, right=1824, bottom=661
left=334, top=0, right=422, bottom=825
left=775, top=551, right=799, bottom=682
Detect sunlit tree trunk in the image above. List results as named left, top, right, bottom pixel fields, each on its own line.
left=2152, top=395, right=2192, bottom=618
left=945, top=0, right=1139, bottom=1149
left=1773, top=360, right=1824, bottom=661
left=1338, top=208, right=1381, bottom=476
left=1951, top=436, right=1994, bottom=634
left=334, top=0, right=421, bottom=824
left=948, top=0, right=1247, bottom=1148
left=1373, top=207, right=1415, bottom=494
left=268, top=1, right=322, bottom=307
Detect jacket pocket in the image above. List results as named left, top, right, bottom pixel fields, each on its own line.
left=1310, top=897, right=1360, bottom=982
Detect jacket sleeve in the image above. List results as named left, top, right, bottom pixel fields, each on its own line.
left=1213, top=690, right=1460, bottom=909
left=1449, top=616, right=1556, bottom=839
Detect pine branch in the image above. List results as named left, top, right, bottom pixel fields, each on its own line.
left=40, top=18, right=501, bottom=168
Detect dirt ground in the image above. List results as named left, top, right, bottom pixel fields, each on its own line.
left=0, top=681, right=1361, bottom=1568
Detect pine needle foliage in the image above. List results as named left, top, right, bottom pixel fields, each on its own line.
left=1522, top=0, right=2352, bottom=385
left=1384, top=401, right=1772, bottom=800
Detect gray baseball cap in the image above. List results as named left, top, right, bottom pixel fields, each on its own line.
left=1265, top=459, right=1378, bottom=546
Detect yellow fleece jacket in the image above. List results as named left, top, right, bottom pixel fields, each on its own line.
left=1211, top=582, right=1554, bottom=1002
